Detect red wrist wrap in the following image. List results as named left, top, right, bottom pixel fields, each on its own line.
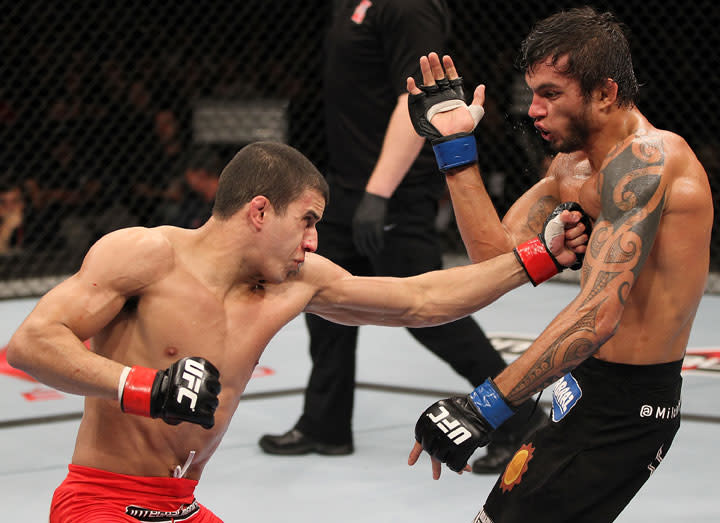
left=513, top=237, right=559, bottom=286
left=120, top=366, right=158, bottom=417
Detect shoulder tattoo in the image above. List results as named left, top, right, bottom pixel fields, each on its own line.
left=506, top=136, right=668, bottom=404
left=584, top=136, right=666, bottom=297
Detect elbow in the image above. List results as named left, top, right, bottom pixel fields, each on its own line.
left=6, top=330, right=29, bottom=372
left=6, top=323, right=41, bottom=374
left=593, top=305, right=623, bottom=345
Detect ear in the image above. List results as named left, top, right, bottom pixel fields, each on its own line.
left=249, top=195, right=270, bottom=230
left=594, top=78, right=619, bottom=111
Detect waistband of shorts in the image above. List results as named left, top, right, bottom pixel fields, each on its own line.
left=577, top=356, right=683, bottom=383
left=66, top=464, right=198, bottom=499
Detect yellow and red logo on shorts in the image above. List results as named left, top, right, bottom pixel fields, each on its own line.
left=500, top=443, right=535, bottom=493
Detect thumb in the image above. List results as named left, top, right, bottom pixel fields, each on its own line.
left=407, top=76, right=422, bottom=96
left=559, top=210, right=582, bottom=227
left=468, top=84, right=486, bottom=126
left=408, top=441, right=423, bottom=465
left=472, top=84, right=486, bottom=106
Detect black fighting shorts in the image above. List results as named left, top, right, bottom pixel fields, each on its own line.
left=477, top=357, right=683, bottom=523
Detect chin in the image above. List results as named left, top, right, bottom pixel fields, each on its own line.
left=285, top=269, right=300, bottom=280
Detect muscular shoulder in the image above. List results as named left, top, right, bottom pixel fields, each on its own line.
left=298, top=252, right=355, bottom=310
left=544, top=152, right=589, bottom=183
left=636, top=130, right=711, bottom=212
left=80, top=227, right=175, bottom=295
left=298, top=252, right=351, bottom=289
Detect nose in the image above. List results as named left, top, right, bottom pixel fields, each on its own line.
left=528, top=94, right=546, bottom=120
left=302, top=228, right=318, bottom=253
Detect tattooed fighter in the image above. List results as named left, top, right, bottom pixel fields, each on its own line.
left=405, top=6, right=713, bottom=522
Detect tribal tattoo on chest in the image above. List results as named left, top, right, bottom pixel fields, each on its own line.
left=507, top=135, right=667, bottom=403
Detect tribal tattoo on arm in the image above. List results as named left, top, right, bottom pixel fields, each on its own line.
left=505, top=136, right=666, bottom=403
left=526, top=195, right=561, bottom=235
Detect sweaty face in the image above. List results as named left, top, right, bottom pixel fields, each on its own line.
left=525, top=56, right=593, bottom=153
left=262, top=189, right=324, bottom=284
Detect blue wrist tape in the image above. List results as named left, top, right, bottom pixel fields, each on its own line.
left=468, top=378, right=515, bottom=429
left=432, top=135, right=478, bottom=172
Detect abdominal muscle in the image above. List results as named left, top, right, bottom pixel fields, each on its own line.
left=591, top=244, right=704, bottom=366
left=71, top=393, right=241, bottom=480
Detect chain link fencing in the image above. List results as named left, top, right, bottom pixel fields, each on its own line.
left=0, top=0, right=718, bottom=297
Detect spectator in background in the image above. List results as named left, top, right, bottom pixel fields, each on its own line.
left=0, top=173, right=26, bottom=254
left=130, top=107, right=188, bottom=226
left=164, top=147, right=223, bottom=229
left=24, top=131, right=98, bottom=253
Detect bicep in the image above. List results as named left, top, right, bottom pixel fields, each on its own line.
left=578, top=138, right=666, bottom=310
left=306, top=277, right=410, bottom=326
left=501, top=176, right=562, bottom=244
left=24, top=228, right=173, bottom=341
left=304, top=253, right=418, bottom=326
left=306, top=275, right=414, bottom=327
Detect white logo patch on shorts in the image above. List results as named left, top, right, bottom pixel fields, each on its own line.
left=473, top=509, right=494, bottom=523
left=552, top=373, right=582, bottom=422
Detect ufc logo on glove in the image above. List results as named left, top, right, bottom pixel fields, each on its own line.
left=177, top=359, right=207, bottom=411
left=427, top=405, right=472, bottom=444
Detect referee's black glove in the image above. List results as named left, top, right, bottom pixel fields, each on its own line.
left=352, top=192, right=389, bottom=257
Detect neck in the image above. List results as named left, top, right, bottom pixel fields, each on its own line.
left=584, top=107, right=640, bottom=170
left=192, top=218, right=259, bottom=293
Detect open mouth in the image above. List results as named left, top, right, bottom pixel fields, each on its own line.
left=535, top=124, right=551, bottom=140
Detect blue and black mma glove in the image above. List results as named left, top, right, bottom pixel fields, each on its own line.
left=514, top=201, right=594, bottom=286
left=414, top=378, right=515, bottom=472
left=408, top=77, right=485, bottom=172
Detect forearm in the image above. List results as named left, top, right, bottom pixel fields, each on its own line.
left=7, top=322, right=124, bottom=400
left=445, top=166, right=513, bottom=262
left=394, top=251, right=528, bottom=327
left=493, top=303, right=615, bottom=405
left=365, top=94, right=425, bottom=197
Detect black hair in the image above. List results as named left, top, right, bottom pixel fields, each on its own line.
left=212, top=141, right=329, bottom=219
left=518, top=6, right=639, bottom=107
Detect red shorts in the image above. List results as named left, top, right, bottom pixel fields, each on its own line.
left=50, top=464, right=223, bottom=522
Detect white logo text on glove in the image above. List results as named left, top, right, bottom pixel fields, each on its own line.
left=427, top=405, right=472, bottom=445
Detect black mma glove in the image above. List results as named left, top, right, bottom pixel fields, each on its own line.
left=414, top=378, right=515, bottom=472
left=408, top=76, right=484, bottom=172
left=119, top=356, right=221, bottom=429
left=514, top=201, right=593, bottom=286
left=352, top=192, right=389, bottom=257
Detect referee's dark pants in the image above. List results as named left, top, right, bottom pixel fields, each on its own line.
left=296, top=179, right=522, bottom=445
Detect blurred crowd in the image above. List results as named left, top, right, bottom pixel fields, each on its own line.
left=0, top=0, right=717, bottom=279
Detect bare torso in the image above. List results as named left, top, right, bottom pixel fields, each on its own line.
left=553, top=117, right=712, bottom=365
left=71, top=227, right=318, bottom=480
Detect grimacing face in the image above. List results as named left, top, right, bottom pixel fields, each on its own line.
left=525, top=56, right=594, bottom=153
left=260, top=189, right=324, bottom=284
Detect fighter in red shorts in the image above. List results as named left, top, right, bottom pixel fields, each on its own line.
left=51, top=464, right=221, bottom=522
left=7, top=141, right=588, bottom=521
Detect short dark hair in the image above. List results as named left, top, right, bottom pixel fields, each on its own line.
left=518, top=6, right=639, bottom=108
left=212, top=141, right=329, bottom=219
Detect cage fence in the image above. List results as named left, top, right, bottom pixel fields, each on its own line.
left=0, top=0, right=718, bottom=297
